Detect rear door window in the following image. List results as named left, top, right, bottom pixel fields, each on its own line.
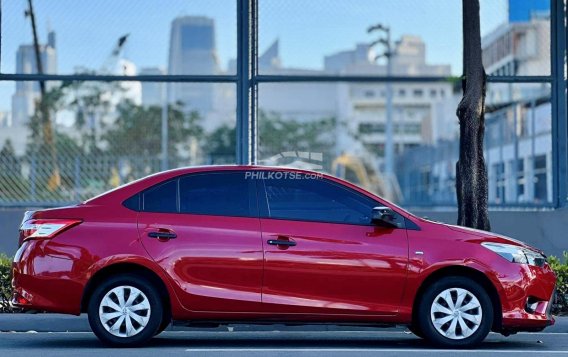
left=142, top=180, right=178, bottom=213
left=179, top=172, right=257, bottom=217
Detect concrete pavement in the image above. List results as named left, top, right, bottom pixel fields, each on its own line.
left=1, top=330, right=567, bottom=356
left=0, top=314, right=567, bottom=356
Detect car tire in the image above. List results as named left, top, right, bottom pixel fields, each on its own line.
left=155, top=317, right=171, bottom=336
left=87, top=273, right=163, bottom=347
left=408, top=324, right=424, bottom=339
left=417, top=276, right=493, bottom=348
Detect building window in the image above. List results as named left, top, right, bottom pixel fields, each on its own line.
left=359, top=123, right=385, bottom=134
left=516, top=159, right=525, bottom=200
left=534, top=155, right=547, bottom=203
left=493, top=162, right=506, bottom=204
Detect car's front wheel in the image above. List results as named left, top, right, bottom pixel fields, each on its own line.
left=417, top=276, right=493, bottom=348
left=87, top=274, right=164, bottom=347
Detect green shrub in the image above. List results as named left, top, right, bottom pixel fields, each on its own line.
left=0, top=254, right=13, bottom=312
left=549, top=252, right=568, bottom=315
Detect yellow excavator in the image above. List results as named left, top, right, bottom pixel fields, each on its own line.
left=332, top=153, right=401, bottom=203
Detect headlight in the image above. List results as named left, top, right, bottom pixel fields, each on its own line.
left=481, top=242, right=546, bottom=267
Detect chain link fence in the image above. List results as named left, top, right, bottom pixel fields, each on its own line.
left=0, top=80, right=236, bottom=206
left=0, top=153, right=234, bottom=206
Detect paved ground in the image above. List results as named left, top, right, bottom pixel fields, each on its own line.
left=1, top=330, right=567, bottom=356
left=1, top=315, right=567, bottom=356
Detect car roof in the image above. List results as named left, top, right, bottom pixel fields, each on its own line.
left=85, top=165, right=328, bottom=204
left=83, top=164, right=413, bottom=220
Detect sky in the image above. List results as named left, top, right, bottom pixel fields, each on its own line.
left=0, top=0, right=508, bottom=111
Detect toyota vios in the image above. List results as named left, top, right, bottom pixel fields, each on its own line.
left=12, top=166, right=555, bottom=348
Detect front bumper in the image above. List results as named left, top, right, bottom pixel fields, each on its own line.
left=497, top=262, right=556, bottom=332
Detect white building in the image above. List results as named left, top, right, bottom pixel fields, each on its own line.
left=482, top=14, right=552, bottom=204
left=245, top=36, right=453, bottom=173
left=331, top=36, right=453, bottom=158
left=398, top=12, right=553, bottom=205
left=0, top=112, right=11, bottom=128
left=10, top=31, right=57, bottom=128
left=4, top=31, right=57, bottom=155
left=139, top=67, right=165, bottom=108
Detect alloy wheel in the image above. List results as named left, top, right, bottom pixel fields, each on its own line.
left=98, top=285, right=151, bottom=338
left=430, top=287, right=482, bottom=340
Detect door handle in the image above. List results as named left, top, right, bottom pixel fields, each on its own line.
left=267, top=239, right=296, bottom=247
left=148, top=231, right=177, bottom=240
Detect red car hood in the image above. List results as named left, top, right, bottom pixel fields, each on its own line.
left=443, top=223, right=545, bottom=255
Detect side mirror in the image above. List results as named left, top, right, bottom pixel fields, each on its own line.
left=371, top=206, right=398, bottom=227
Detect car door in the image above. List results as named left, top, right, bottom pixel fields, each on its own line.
left=138, top=171, right=264, bottom=313
left=258, top=172, right=409, bottom=316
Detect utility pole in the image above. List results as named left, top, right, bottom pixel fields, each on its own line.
left=368, top=23, right=394, bottom=195
left=25, top=0, right=60, bottom=190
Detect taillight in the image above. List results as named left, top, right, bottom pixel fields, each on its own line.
left=19, top=219, right=82, bottom=245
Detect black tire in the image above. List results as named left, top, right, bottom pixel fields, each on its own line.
left=155, top=317, right=171, bottom=336
left=87, top=273, right=164, bottom=347
left=408, top=324, right=424, bottom=339
left=417, top=276, right=493, bottom=348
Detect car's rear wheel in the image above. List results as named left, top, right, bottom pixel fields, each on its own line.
left=417, top=276, right=493, bottom=348
left=87, top=274, right=163, bottom=347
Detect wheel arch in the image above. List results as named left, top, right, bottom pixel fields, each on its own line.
left=80, top=262, right=172, bottom=324
left=411, top=265, right=503, bottom=332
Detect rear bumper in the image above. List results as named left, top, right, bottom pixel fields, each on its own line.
left=11, top=240, right=83, bottom=315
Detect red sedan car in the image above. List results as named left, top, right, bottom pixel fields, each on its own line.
left=11, top=166, right=555, bottom=348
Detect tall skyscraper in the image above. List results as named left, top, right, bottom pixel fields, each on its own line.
left=11, top=30, right=57, bottom=127
left=167, top=16, right=219, bottom=115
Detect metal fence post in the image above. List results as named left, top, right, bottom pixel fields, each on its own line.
left=236, top=0, right=258, bottom=165
left=551, top=0, right=567, bottom=207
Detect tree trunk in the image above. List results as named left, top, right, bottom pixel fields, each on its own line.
left=456, top=0, right=490, bottom=231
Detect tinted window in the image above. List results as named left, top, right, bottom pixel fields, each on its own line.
left=143, top=180, right=178, bottom=213
left=123, top=193, right=140, bottom=211
left=263, top=176, right=376, bottom=225
left=179, top=172, right=255, bottom=217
